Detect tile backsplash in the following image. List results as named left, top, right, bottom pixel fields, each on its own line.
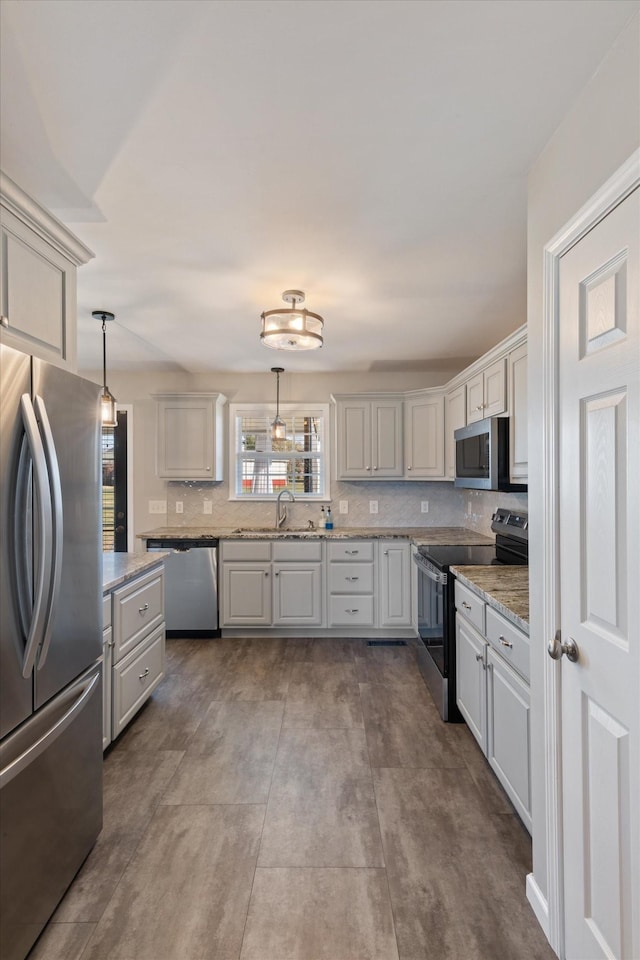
left=162, top=479, right=527, bottom=539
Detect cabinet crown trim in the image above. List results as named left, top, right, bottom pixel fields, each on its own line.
left=0, top=170, right=95, bottom=265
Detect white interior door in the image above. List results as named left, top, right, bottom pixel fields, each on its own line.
left=558, top=187, right=639, bottom=959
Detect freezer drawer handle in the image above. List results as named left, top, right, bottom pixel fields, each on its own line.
left=0, top=670, right=100, bottom=790
left=18, top=394, right=53, bottom=678
left=34, top=395, right=64, bottom=670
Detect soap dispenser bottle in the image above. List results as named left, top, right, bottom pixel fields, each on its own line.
left=319, top=506, right=326, bottom=529
left=325, top=505, right=333, bottom=530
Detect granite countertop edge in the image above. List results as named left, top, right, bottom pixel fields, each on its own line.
left=136, top=525, right=495, bottom=547
left=450, top=565, right=529, bottom=634
left=103, top=552, right=170, bottom=592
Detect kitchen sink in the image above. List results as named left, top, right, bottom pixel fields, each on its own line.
left=230, top=526, right=317, bottom=534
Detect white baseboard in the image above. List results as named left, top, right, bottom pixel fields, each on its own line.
left=526, top=872, right=553, bottom=948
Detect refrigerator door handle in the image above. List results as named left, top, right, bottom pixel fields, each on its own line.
left=33, top=395, right=64, bottom=670
left=15, top=434, right=34, bottom=640
left=19, top=394, right=53, bottom=679
left=0, top=668, right=100, bottom=790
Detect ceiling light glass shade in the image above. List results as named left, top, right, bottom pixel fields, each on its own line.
left=101, top=388, right=118, bottom=428
left=261, top=290, right=324, bottom=351
left=271, top=414, right=287, bottom=441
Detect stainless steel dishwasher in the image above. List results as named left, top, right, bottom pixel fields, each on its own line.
left=146, top=539, right=219, bottom=637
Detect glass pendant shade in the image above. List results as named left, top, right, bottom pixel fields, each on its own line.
left=101, top=388, right=118, bottom=427
left=261, top=290, right=324, bottom=351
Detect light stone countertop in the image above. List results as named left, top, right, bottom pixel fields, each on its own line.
left=451, top=565, right=529, bottom=634
left=137, top=525, right=494, bottom=547
left=103, top=551, right=169, bottom=592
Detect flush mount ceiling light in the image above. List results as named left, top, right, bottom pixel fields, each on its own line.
left=271, top=366, right=286, bottom=441
left=92, top=309, right=118, bottom=427
left=260, top=289, right=324, bottom=351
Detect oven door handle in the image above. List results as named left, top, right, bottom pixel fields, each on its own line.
left=412, top=552, right=447, bottom=584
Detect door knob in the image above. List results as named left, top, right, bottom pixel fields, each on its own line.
left=547, top=631, right=579, bottom=663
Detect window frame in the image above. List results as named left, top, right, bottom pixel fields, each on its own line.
left=228, top=402, right=331, bottom=501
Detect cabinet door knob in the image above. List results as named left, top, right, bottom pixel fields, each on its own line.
left=264, top=571, right=269, bottom=577
left=407, top=465, right=412, bottom=470
left=475, top=652, right=484, bottom=662
left=373, top=466, right=378, bottom=471
left=275, top=571, right=279, bottom=576
left=383, top=550, right=388, bottom=555
left=206, top=466, right=211, bottom=471
left=366, top=466, right=371, bottom=471
left=0, top=315, right=8, bottom=328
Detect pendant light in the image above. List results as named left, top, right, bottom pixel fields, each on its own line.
left=271, top=367, right=286, bottom=441
left=92, top=310, right=118, bottom=427
left=261, top=289, right=324, bottom=351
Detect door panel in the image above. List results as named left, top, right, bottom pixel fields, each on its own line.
left=32, top=360, right=101, bottom=708
left=559, top=187, right=638, bottom=959
left=0, top=345, right=33, bottom=738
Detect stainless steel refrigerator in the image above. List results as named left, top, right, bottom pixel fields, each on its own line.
left=0, top=343, right=103, bottom=960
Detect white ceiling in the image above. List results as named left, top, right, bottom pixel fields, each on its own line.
left=1, top=0, right=637, bottom=373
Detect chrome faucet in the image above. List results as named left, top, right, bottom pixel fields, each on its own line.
left=275, top=488, right=295, bottom=528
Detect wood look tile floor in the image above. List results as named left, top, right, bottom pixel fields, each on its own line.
left=29, top=637, right=556, bottom=960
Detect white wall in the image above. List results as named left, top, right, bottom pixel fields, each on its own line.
left=86, top=366, right=527, bottom=546
left=527, top=10, right=639, bottom=920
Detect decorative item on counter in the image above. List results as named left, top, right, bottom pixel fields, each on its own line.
left=319, top=506, right=326, bottom=529
left=325, top=505, right=333, bottom=529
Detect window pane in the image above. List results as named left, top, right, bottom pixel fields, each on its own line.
left=234, top=410, right=326, bottom=498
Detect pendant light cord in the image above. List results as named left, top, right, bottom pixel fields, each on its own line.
left=102, top=316, right=107, bottom=392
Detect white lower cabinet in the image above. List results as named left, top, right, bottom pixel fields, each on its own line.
left=112, top=624, right=165, bottom=739
left=486, top=647, right=532, bottom=832
left=378, top=540, right=412, bottom=627
left=222, top=563, right=272, bottom=626
left=102, top=630, right=113, bottom=751
left=455, top=615, right=488, bottom=754
left=328, top=540, right=375, bottom=628
left=220, top=540, right=323, bottom=628
left=103, top=563, right=166, bottom=746
left=455, top=579, right=531, bottom=832
left=273, top=563, right=322, bottom=626
left=220, top=537, right=413, bottom=635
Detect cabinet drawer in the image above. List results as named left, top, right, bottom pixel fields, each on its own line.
left=222, top=540, right=271, bottom=561
left=328, top=562, right=374, bottom=594
left=103, top=594, right=112, bottom=629
left=328, top=541, right=374, bottom=562
left=272, top=540, right=322, bottom=562
left=113, top=568, right=164, bottom=662
left=455, top=581, right=486, bottom=633
left=112, top=624, right=165, bottom=738
left=486, top=607, right=530, bottom=683
left=329, top=595, right=374, bottom=626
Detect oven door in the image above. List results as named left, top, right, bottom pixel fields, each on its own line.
left=413, top=552, right=462, bottom=722
left=415, top=553, right=446, bottom=673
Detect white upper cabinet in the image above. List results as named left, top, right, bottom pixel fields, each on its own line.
left=508, top=342, right=528, bottom=481
left=334, top=396, right=403, bottom=479
left=404, top=392, right=445, bottom=479
left=466, top=357, right=507, bottom=423
left=0, top=173, right=93, bottom=371
left=156, top=393, right=226, bottom=480
left=444, top=384, right=466, bottom=479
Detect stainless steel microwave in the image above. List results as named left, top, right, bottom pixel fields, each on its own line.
left=454, top=417, right=526, bottom=491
